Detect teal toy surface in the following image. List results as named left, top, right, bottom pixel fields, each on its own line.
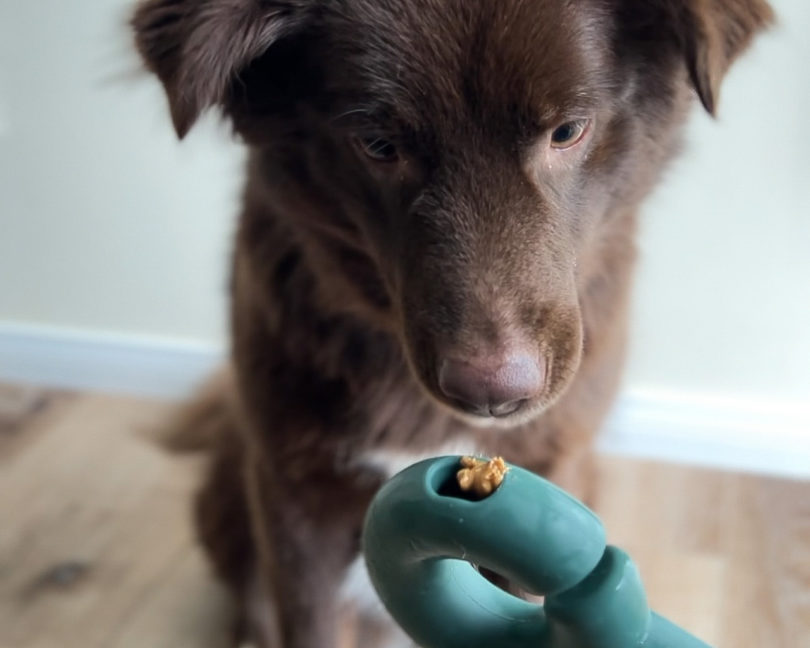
left=362, top=456, right=713, bottom=648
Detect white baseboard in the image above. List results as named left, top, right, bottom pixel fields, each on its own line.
left=0, top=322, right=224, bottom=399
left=1, top=323, right=807, bottom=478
left=599, top=389, right=810, bottom=480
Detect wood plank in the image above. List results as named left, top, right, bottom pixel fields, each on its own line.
left=0, top=382, right=74, bottom=462
left=0, top=388, right=807, bottom=648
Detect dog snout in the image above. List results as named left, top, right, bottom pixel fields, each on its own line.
left=438, top=352, right=546, bottom=418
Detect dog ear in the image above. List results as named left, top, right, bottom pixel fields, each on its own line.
left=132, top=0, right=310, bottom=137
left=672, top=0, right=774, bottom=115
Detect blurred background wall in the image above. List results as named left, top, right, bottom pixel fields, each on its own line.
left=1, top=1, right=808, bottom=475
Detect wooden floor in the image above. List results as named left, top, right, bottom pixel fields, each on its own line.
left=1, top=384, right=808, bottom=648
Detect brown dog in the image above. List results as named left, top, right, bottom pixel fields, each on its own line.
left=132, top=1, right=772, bottom=646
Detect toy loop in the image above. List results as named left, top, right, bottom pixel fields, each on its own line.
left=362, top=456, right=712, bottom=648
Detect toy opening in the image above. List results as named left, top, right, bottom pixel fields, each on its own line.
left=428, top=457, right=497, bottom=502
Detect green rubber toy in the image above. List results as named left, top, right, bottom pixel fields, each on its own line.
left=362, top=456, right=713, bottom=648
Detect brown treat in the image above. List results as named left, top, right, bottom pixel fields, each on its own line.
left=457, top=456, right=509, bottom=498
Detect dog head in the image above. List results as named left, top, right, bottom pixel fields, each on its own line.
left=134, top=0, right=772, bottom=426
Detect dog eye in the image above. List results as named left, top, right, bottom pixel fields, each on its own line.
left=354, top=135, right=399, bottom=163
left=550, top=119, right=590, bottom=149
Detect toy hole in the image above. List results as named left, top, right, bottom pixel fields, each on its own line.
left=428, top=459, right=487, bottom=501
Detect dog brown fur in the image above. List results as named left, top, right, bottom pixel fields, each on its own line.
left=132, top=1, right=772, bottom=646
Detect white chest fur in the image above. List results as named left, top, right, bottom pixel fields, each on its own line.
left=359, top=440, right=485, bottom=481
left=339, top=441, right=484, bottom=647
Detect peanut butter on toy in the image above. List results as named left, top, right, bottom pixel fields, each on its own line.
left=457, top=456, right=508, bottom=498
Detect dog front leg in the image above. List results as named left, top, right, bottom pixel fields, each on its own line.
left=243, top=452, right=379, bottom=648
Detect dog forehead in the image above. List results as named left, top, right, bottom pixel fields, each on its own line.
left=330, top=0, right=612, bottom=131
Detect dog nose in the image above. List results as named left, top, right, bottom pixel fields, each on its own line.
left=438, top=352, right=545, bottom=417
